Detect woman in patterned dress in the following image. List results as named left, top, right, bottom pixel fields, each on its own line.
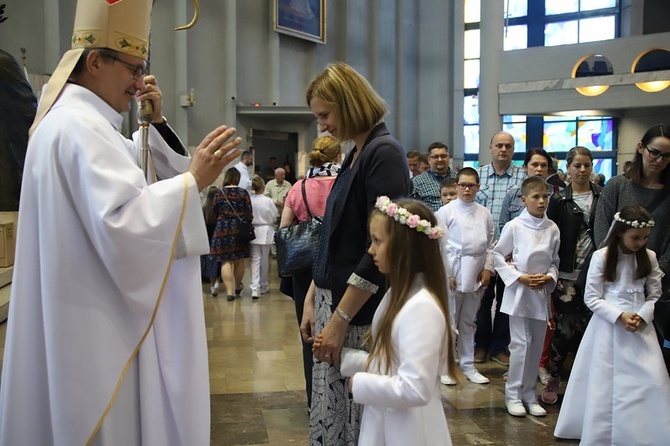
left=210, top=168, right=253, bottom=301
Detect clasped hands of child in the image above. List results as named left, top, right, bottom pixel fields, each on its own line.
left=619, top=312, right=643, bottom=332
left=518, top=273, right=552, bottom=290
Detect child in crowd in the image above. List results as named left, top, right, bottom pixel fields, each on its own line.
left=493, top=176, right=560, bottom=418
left=333, top=197, right=457, bottom=445
left=418, top=153, right=430, bottom=173
left=249, top=176, right=278, bottom=299
left=555, top=205, right=670, bottom=444
left=439, top=178, right=458, bottom=205
left=436, top=168, right=496, bottom=385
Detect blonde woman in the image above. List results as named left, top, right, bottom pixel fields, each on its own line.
left=301, top=63, right=410, bottom=444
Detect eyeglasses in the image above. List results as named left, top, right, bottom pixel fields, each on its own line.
left=106, top=54, right=147, bottom=80
left=429, top=154, right=449, bottom=160
left=644, top=146, right=670, bottom=161
left=456, top=183, right=478, bottom=190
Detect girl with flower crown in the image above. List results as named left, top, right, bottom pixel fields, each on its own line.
left=594, top=124, right=670, bottom=375
left=555, top=204, right=670, bottom=444
left=330, top=197, right=457, bottom=445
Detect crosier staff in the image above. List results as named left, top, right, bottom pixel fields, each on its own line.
left=138, top=0, right=200, bottom=181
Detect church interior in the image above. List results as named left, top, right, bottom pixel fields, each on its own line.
left=1, top=0, right=670, bottom=444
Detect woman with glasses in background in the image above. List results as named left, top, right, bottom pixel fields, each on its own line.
left=594, top=124, right=670, bottom=375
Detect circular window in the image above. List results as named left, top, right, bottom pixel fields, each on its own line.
left=572, top=54, right=613, bottom=97
left=632, top=48, right=670, bottom=93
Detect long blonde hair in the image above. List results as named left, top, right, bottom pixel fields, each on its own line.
left=365, top=200, right=458, bottom=379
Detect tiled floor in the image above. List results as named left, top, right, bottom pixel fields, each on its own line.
left=0, top=260, right=579, bottom=445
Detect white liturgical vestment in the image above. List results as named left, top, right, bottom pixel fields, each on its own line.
left=493, top=208, right=560, bottom=321
left=0, top=84, right=211, bottom=445
left=435, top=198, right=496, bottom=293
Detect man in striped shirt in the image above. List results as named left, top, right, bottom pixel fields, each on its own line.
left=411, top=142, right=457, bottom=212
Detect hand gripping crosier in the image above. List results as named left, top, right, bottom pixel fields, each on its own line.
left=139, top=0, right=200, bottom=181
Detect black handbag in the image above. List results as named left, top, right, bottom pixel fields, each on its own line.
left=275, top=179, right=322, bottom=277
left=223, top=191, right=255, bottom=243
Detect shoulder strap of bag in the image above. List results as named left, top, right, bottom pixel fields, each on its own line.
left=223, top=188, right=244, bottom=223
left=301, top=179, right=313, bottom=219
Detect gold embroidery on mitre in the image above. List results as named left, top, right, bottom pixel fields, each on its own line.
left=115, top=36, right=148, bottom=57
left=72, top=30, right=100, bottom=47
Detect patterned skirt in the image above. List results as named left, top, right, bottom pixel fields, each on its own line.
left=309, top=287, right=369, bottom=446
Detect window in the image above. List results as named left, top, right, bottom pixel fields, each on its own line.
left=503, top=25, right=528, bottom=51
left=464, top=0, right=480, bottom=23
left=544, top=116, right=615, bottom=179
left=545, top=21, right=579, bottom=46
left=503, top=115, right=527, bottom=154
left=545, top=0, right=579, bottom=15
left=546, top=0, right=616, bottom=15
left=460, top=0, right=619, bottom=177
left=579, top=16, right=616, bottom=43
left=504, top=0, right=528, bottom=18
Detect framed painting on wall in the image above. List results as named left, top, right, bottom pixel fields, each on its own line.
left=274, top=0, right=326, bottom=44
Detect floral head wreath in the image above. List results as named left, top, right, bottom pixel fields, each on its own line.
left=613, top=211, right=655, bottom=228
left=375, top=196, right=443, bottom=240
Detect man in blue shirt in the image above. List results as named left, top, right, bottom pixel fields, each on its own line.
left=474, top=131, right=526, bottom=366
left=411, top=141, right=457, bottom=212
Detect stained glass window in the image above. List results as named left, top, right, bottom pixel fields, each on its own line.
left=577, top=119, right=613, bottom=151
left=544, top=117, right=614, bottom=179
left=543, top=119, right=578, bottom=152
left=503, top=115, right=527, bottom=154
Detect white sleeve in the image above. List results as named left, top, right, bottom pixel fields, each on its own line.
left=584, top=250, right=623, bottom=324
left=340, top=348, right=370, bottom=377
left=351, top=295, right=445, bottom=409
left=132, top=125, right=192, bottom=179
left=493, top=224, right=522, bottom=286
left=638, top=250, right=663, bottom=324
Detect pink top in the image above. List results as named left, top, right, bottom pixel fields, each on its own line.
left=284, top=177, right=337, bottom=222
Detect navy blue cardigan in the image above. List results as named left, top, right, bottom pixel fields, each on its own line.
left=314, top=123, right=410, bottom=325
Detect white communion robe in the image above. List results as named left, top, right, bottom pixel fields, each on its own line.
left=340, top=275, right=453, bottom=446
left=494, top=209, right=560, bottom=321
left=0, top=84, right=211, bottom=446
left=435, top=198, right=496, bottom=293
left=554, top=247, right=670, bottom=445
